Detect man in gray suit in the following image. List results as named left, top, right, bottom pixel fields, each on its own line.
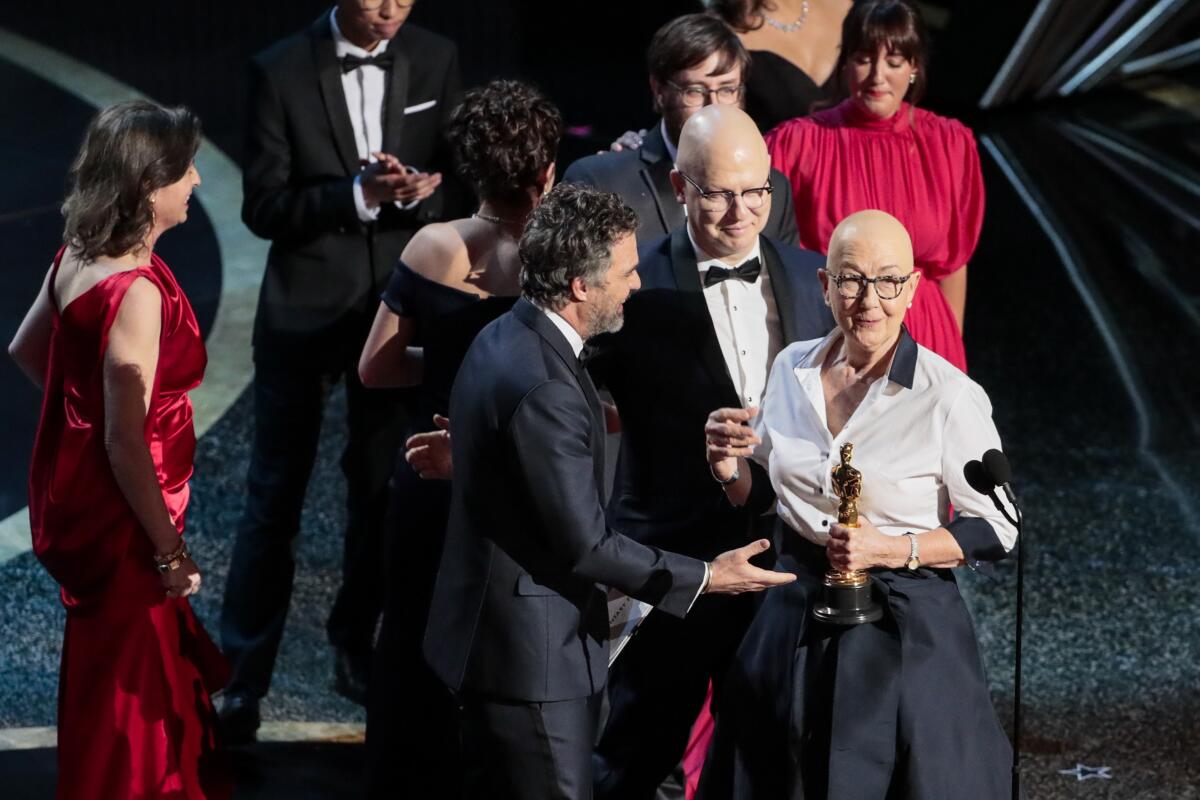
left=563, top=13, right=799, bottom=246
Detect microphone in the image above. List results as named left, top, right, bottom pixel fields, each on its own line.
left=982, top=449, right=1018, bottom=507
left=964, top=459, right=995, bottom=496
left=964, top=449, right=1025, bottom=800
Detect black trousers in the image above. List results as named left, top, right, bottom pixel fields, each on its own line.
left=220, top=359, right=407, bottom=697
left=592, top=592, right=756, bottom=800
left=461, top=692, right=602, bottom=800
left=366, top=464, right=460, bottom=797
left=593, top=517, right=777, bottom=800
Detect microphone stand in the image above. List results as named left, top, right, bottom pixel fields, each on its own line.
left=1009, top=499, right=1024, bottom=800
left=991, top=493, right=1024, bottom=800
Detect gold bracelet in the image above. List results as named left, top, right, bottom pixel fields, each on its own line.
left=154, top=540, right=189, bottom=574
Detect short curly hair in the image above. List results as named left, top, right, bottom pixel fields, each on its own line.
left=519, top=184, right=638, bottom=311
left=447, top=80, right=562, bottom=205
left=62, top=100, right=201, bottom=262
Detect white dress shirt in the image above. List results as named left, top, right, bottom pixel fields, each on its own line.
left=538, top=305, right=585, bottom=358
left=330, top=9, right=419, bottom=221
left=752, top=327, right=1017, bottom=558
left=689, top=227, right=783, bottom=408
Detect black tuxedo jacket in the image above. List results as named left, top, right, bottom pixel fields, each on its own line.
left=424, top=298, right=706, bottom=702
left=562, top=124, right=800, bottom=248
left=589, top=230, right=834, bottom=560
left=242, top=13, right=468, bottom=368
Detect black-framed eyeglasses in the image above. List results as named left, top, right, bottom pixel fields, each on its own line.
left=829, top=272, right=913, bottom=300
left=665, top=81, right=744, bottom=108
left=678, top=170, right=772, bottom=213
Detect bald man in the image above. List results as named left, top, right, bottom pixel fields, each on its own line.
left=587, top=105, right=834, bottom=799
left=562, top=13, right=798, bottom=246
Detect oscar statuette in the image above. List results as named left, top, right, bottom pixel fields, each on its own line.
left=812, top=443, right=884, bottom=625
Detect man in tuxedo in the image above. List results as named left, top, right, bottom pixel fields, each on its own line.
left=423, top=183, right=793, bottom=800
left=219, top=0, right=467, bottom=739
left=587, top=105, right=834, bottom=798
left=563, top=13, right=799, bottom=247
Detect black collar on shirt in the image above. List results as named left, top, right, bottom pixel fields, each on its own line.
left=888, top=325, right=918, bottom=389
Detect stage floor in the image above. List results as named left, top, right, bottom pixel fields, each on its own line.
left=1, top=11, right=1198, bottom=799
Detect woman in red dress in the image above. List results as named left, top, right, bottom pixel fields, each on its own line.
left=9, top=100, right=230, bottom=799
left=763, top=0, right=984, bottom=372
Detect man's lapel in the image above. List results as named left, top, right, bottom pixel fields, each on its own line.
left=382, top=31, right=411, bottom=155
left=762, top=237, right=798, bottom=344
left=667, top=229, right=738, bottom=392
left=312, top=16, right=360, bottom=176
left=638, top=125, right=684, bottom=237
left=512, top=299, right=607, bottom=493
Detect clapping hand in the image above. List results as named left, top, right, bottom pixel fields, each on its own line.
left=405, top=414, right=452, bottom=480
left=361, top=151, right=442, bottom=205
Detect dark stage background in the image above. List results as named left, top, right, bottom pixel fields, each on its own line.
left=0, top=0, right=1082, bottom=168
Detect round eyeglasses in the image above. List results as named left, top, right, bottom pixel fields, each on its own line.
left=829, top=272, right=913, bottom=300
left=678, top=170, right=772, bottom=213
left=666, top=81, right=744, bottom=108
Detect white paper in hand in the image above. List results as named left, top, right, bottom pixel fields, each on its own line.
left=607, top=587, right=653, bottom=667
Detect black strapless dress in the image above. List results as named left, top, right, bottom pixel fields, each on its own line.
left=745, top=50, right=836, bottom=133
left=366, top=260, right=517, bottom=798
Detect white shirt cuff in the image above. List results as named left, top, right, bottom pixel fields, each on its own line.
left=686, top=561, right=711, bottom=614
left=353, top=175, right=382, bottom=222
left=394, top=198, right=421, bottom=211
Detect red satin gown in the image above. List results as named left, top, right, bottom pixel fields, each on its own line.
left=765, top=100, right=985, bottom=372
left=28, top=249, right=231, bottom=799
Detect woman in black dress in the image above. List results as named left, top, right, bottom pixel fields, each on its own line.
left=707, top=0, right=853, bottom=132
left=357, top=79, right=562, bottom=799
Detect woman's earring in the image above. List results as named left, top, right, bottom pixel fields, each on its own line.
left=909, top=73, right=917, bottom=85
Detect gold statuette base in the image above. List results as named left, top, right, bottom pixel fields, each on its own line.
left=812, top=568, right=883, bottom=626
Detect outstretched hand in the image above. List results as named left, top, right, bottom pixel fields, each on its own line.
left=405, top=414, right=452, bottom=480
left=706, top=539, right=795, bottom=594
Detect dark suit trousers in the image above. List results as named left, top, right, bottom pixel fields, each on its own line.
left=462, top=692, right=602, bottom=800
left=593, top=588, right=757, bottom=800
left=366, top=470, right=461, bottom=797
left=220, top=359, right=407, bottom=696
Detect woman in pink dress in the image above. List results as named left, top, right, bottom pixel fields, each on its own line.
left=9, top=100, right=230, bottom=799
left=764, top=0, right=984, bottom=371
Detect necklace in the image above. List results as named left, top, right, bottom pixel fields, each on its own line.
left=763, top=0, right=810, bottom=33
left=472, top=211, right=524, bottom=226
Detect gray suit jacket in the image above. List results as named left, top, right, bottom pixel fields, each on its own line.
left=562, top=123, right=800, bottom=247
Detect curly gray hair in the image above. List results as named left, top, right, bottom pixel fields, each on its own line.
left=519, top=184, right=638, bottom=310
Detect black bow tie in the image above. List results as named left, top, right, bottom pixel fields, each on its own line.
left=703, top=257, right=762, bottom=288
left=341, top=52, right=394, bottom=73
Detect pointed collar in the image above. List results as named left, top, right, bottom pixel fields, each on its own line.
left=796, top=324, right=918, bottom=390
left=512, top=296, right=585, bottom=370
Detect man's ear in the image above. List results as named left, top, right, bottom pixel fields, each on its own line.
left=569, top=275, right=589, bottom=303
left=538, top=162, right=557, bottom=197
left=669, top=169, right=686, bottom=205
left=649, top=76, right=663, bottom=115
left=817, top=268, right=831, bottom=306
